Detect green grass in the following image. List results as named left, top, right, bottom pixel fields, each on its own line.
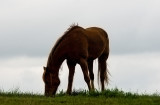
left=0, top=88, right=160, bottom=105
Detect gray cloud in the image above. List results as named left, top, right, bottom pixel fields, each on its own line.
left=0, top=56, right=45, bottom=93
left=1, top=0, right=160, bottom=94
left=0, top=0, right=160, bottom=57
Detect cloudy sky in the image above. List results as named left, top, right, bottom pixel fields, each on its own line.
left=0, top=0, right=160, bottom=94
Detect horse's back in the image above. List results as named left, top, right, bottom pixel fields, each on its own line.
left=64, top=26, right=109, bottom=60
left=85, top=27, right=108, bottom=41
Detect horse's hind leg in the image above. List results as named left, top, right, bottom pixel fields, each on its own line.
left=66, top=60, right=76, bottom=95
left=88, top=59, right=95, bottom=90
left=79, top=58, right=91, bottom=91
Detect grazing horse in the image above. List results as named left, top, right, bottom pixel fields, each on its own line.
left=43, top=25, right=109, bottom=96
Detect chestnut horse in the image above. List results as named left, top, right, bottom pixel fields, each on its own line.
left=43, top=25, right=109, bottom=96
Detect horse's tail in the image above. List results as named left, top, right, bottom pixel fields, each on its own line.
left=97, top=27, right=109, bottom=89
left=98, top=58, right=109, bottom=89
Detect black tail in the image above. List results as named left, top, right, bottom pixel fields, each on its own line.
left=98, top=61, right=109, bottom=83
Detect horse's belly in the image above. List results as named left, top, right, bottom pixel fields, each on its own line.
left=88, top=44, right=105, bottom=59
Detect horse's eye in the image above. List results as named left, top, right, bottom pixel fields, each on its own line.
left=44, top=79, right=50, bottom=85
left=45, top=81, right=50, bottom=85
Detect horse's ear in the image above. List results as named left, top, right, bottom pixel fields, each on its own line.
left=43, top=66, right=47, bottom=71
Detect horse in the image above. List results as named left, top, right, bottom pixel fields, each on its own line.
left=43, top=25, right=109, bottom=96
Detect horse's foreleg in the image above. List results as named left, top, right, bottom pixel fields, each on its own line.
left=79, top=58, right=91, bottom=91
left=88, top=59, right=95, bottom=90
left=66, top=60, right=76, bottom=95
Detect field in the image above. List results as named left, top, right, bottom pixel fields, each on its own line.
left=0, top=88, right=160, bottom=105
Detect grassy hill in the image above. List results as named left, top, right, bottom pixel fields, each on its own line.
left=0, top=88, right=160, bottom=105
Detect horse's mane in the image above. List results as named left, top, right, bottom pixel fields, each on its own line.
left=47, top=24, right=81, bottom=66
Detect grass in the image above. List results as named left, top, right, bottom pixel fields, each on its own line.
left=0, top=88, right=160, bottom=105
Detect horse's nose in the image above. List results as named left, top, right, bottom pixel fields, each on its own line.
left=45, top=92, right=55, bottom=97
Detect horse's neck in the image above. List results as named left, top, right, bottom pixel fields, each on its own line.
left=47, top=49, right=66, bottom=72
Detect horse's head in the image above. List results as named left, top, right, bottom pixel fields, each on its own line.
left=42, top=66, right=60, bottom=97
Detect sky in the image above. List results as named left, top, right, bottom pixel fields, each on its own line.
left=0, top=0, right=160, bottom=94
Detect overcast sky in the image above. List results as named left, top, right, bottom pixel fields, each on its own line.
left=0, top=0, right=160, bottom=94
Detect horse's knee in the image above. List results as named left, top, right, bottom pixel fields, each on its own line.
left=90, top=73, right=94, bottom=81
left=84, top=74, right=90, bottom=83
